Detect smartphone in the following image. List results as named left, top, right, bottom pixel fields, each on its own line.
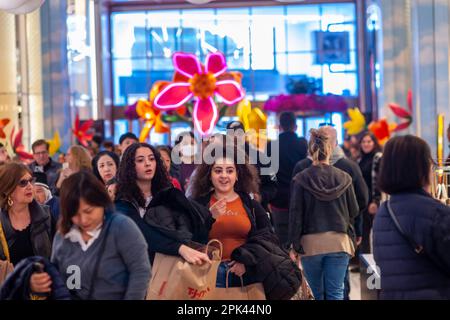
left=62, top=162, right=69, bottom=170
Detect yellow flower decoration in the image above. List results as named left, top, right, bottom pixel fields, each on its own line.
left=236, top=99, right=268, bottom=151
left=343, top=108, right=366, bottom=135
left=136, top=99, right=169, bottom=142
left=47, top=131, right=61, bottom=157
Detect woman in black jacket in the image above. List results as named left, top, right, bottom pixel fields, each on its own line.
left=0, top=163, right=54, bottom=265
left=114, top=142, right=211, bottom=265
left=373, top=135, right=450, bottom=299
left=190, top=143, right=301, bottom=299
left=288, top=129, right=359, bottom=300
left=358, top=131, right=382, bottom=253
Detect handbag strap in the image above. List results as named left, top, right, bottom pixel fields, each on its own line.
left=386, top=201, right=424, bottom=254
left=205, top=239, right=223, bottom=260
left=86, top=214, right=116, bottom=300
left=0, top=219, right=10, bottom=262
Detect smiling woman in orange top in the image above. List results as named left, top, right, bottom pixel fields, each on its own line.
left=190, top=143, right=275, bottom=291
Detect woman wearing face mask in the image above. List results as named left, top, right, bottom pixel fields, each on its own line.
left=114, top=143, right=213, bottom=265
left=0, top=163, right=54, bottom=266
left=29, top=171, right=150, bottom=300
left=174, top=132, right=198, bottom=192
left=92, top=151, right=120, bottom=186
left=190, top=144, right=301, bottom=299
left=358, top=132, right=383, bottom=254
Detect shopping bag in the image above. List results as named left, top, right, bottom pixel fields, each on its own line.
left=207, top=270, right=266, bottom=300
left=146, top=239, right=222, bottom=300
left=290, top=258, right=315, bottom=300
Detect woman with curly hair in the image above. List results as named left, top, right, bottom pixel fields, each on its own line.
left=114, top=143, right=213, bottom=265
left=190, top=144, right=301, bottom=299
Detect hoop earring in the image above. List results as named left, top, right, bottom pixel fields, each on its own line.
left=7, top=196, right=13, bottom=207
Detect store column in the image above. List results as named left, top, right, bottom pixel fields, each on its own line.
left=0, top=11, right=19, bottom=154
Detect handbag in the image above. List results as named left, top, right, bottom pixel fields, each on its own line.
left=207, top=270, right=266, bottom=300
left=290, top=266, right=315, bottom=300
left=0, top=218, right=14, bottom=286
left=147, top=239, right=222, bottom=300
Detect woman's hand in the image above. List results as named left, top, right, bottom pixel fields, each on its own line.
left=289, top=249, right=299, bottom=263
left=209, top=198, right=227, bottom=219
left=178, top=244, right=211, bottom=265
left=368, top=202, right=378, bottom=215
left=228, top=261, right=246, bottom=277
left=30, top=272, right=52, bottom=294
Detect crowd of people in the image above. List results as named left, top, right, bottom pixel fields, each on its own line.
left=0, top=111, right=449, bottom=300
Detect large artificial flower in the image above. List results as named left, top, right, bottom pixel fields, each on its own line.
left=0, top=118, right=11, bottom=139
left=72, top=114, right=94, bottom=147
left=47, top=131, right=61, bottom=157
left=10, top=126, right=33, bottom=160
left=368, top=118, right=396, bottom=145
left=154, top=52, right=244, bottom=136
left=237, top=99, right=268, bottom=151
left=389, top=89, right=413, bottom=132
left=343, top=108, right=366, bottom=136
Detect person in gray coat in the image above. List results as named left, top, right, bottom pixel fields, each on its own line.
left=29, top=171, right=151, bottom=300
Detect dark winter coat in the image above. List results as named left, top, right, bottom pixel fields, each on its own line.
left=289, top=164, right=360, bottom=253
left=0, top=256, right=70, bottom=300
left=115, top=187, right=214, bottom=263
left=271, top=131, right=308, bottom=209
left=195, top=192, right=301, bottom=299
left=373, top=189, right=450, bottom=299
left=293, top=148, right=368, bottom=237
left=29, top=158, right=62, bottom=195
left=0, top=200, right=54, bottom=263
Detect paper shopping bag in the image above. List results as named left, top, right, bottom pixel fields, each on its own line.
left=146, top=239, right=222, bottom=300
left=207, top=270, right=266, bottom=300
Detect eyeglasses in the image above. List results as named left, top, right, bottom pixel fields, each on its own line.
left=33, top=151, right=48, bottom=156
left=18, top=177, right=36, bottom=188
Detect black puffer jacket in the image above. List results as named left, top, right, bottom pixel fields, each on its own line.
left=194, top=192, right=301, bottom=300
left=0, top=256, right=71, bottom=300
left=0, top=200, right=54, bottom=263
left=115, top=187, right=214, bottom=263
left=231, top=230, right=302, bottom=300
left=289, top=164, right=359, bottom=253
left=373, top=189, right=450, bottom=299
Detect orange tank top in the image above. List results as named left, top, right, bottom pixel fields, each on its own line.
left=208, top=196, right=251, bottom=261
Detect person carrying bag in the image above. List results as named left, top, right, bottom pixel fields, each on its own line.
left=147, top=239, right=222, bottom=300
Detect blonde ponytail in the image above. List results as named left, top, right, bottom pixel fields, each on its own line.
left=308, top=129, right=331, bottom=162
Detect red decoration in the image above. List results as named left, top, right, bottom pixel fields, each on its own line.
left=72, top=114, right=94, bottom=147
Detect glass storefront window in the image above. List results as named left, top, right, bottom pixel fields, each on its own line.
left=110, top=2, right=358, bottom=106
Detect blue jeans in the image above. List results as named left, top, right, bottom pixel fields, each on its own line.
left=215, top=262, right=255, bottom=288
left=301, top=252, right=351, bottom=300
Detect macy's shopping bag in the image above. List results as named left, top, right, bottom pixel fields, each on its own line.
left=207, top=270, right=266, bottom=300
left=146, top=240, right=222, bottom=300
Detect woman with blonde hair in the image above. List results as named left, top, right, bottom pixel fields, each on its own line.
left=288, top=129, right=359, bottom=300
left=56, top=145, right=92, bottom=191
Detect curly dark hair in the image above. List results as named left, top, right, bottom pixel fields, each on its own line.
left=189, top=143, right=260, bottom=199
left=115, top=142, right=172, bottom=207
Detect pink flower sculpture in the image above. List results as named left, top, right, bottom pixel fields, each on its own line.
left=154, top=52, right=244, bottom=136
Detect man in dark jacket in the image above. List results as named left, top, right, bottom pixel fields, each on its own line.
left=29, top=139, right=62, bottom=195
left=269, top=112, right=308, bottom=246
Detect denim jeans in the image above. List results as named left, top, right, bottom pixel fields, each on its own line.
left=215, top=261, right=255, bottom=288
left=301, top=252, right=351, bottom=300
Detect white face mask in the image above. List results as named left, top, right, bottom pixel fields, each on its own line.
left=180, top=144, right=196, bottom=157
